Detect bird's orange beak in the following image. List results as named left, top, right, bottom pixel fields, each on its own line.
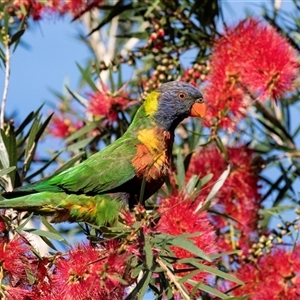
left=190, top=102, right=206, bottom=118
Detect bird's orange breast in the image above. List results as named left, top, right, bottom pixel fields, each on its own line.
left=132, top=127, right=173, bottom=183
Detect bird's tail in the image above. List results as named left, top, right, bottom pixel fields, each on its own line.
left=0, top=192, right=123, bottom=225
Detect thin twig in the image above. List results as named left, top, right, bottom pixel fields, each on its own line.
left=1, top=43, right=11, bottom=129
left=156, top=257, right=191, bottom=300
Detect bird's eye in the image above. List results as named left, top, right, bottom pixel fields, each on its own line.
left=197, top=97, right=204, bottom=103
left=178, top=92, right=186, bottom=99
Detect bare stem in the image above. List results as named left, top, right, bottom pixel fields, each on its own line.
left=1, top=43, right=11, bottom=129
left=156, top=257, right=191, bottom=300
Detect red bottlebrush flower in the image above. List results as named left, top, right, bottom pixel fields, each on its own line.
left=12, top=0, right=45, bottom=20
left=0, top=236, right=36, bottom=284
left=157, top=194, right=218, bottom=291
left=231, top=246, right=300, bottom=299
left=3, top=285, right=32, bottom=300
left=0, top=215, right=6, bottom=232
left=47, top=115, right=82, bottom=138
left=58, top=0, right=103, bottom=17
left=187, top=145, right=261, bottom=235
left=11, top=0, right=102, bottom=20
left=203, top=70, right=248, bottom=131
left=52, top=242, right=131, bottom=299
left=87, top=85, right=133, bottom=123
left=232, top=18, right=298, bottom=101
left=119, top=208, right=136, bottom=227
left=204, top=17, right=298, bottom=130
left=31, top=257, right=54, bottom=300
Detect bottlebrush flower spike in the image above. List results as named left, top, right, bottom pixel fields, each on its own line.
left=31, top=257, right=54, bottom=300
left=187, top=145, right=261, bottom=235
left=0, top=215, right=6, bottom=232
left=52, top=242, right=130, bottom=299
left=231, top=246, right=300, bottom=299
left=237, top=19, right=298, bottom=101
left=157, top=194, right=218, bottom=291
left=0, top=236, right=37, bottom=283
left=11, top=0, right=103, bottom=20
left=3, top=286, right=32, bottom=300
left=58, top=0, right=103, bottom=17
left=87, top=84, right=133, bottom=123
left=47, top=115, right=82, bottom=138
left=204, top=17, right=299, bottom=129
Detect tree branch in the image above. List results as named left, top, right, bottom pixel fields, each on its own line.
left=1, top=43, right=11, bottom=129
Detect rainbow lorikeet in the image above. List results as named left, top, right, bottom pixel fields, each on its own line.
left=0, top=81, right=206, bottom=226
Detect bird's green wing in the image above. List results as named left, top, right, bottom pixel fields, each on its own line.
left=11, top=136, right=138, bottom=196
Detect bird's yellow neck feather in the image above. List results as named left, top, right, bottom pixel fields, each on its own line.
left=144, top=91, right=159, bottom=115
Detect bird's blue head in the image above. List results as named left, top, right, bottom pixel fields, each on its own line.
left=144, top=81, right=206, bottom=131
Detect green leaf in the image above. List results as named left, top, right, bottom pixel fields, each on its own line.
left=25, top=268, right=36, bottom=285
left=25, top=151, right=62, bottom=181
left=16, top=213, right=34, bottom=230
left=23, top=113, right=53, bottom=176
left=180, top=260, right=244, bottom=285
left=0, top=124, right=17, bottom=168
left=3, top=9, right=9, bottom=36
left=189, top=281, right=230, bottom=299
left=25, top=228, right=65, bottom=242
left=0, top=166, right=16, bottom=177
left=64, top=122, right=99, bottom=143
left=125, top=270, right=151, bottom=300
left=131, top=263, right=143, bottom=279
left=39, top=236, right=58, bottom=251
left=10, top=29, right=25, bottom=47
left=215, top=136, right=228, bottom=159
left=139, top=174, right=147, bottom=204
left=76, top=63, right=98, bottom=91
left=208, top=250, right=242, bottom=259
left=144, top=238, right=153, bottom=269
left=66, top=86, right=88, bottom=107
left=255, top=102, right=295, bottom=147
left=260, top=205, right=297, bottom=214
left=65, top=136, right=95, bottom=152
left=89, top=2, right=133, bottom=34
left=0, top=129, right=10, bottom=169
left=170, top=236, right=212, bottom=262
left=12, top=17, right=27, bottom=52
left=15, top=105, right=44, bottom=136
left=184, top=174, right=199, bottom=196
left=183, top=151, right=194, bottom=172
left=176, top=150, right=185, bottom=190
left=2, top=124, right=17, bottom=185
left=199, top=173, right=213, bottom=186
left=115, top=31, right=149, bottom=39
left=40, top=216, right=69, bottom=246
left=145, top=0, right=160, bottom=17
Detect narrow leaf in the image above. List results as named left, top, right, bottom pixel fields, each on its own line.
left=170, top=236, right=211, bottom=262
left=26, top=228, right=65, bottom=241
left=176, top=151, right=185, bottom=189
left=195, top=165, right=230, bottom=213
left=65, top=122, right=99, bottom=143
left=189, top=281, right=229, bottom=299
left=0, top=166, right=16, bottom=177
left=40, top=216, right=69, bottom=245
